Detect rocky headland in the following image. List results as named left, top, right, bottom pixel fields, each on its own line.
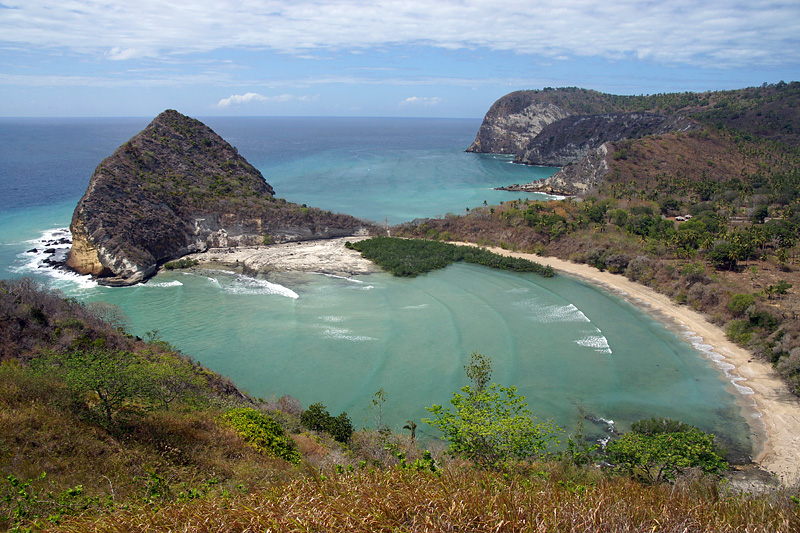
left=66, top=110, right=370, bottom=286
left=467, top=88, right=703, bottom=195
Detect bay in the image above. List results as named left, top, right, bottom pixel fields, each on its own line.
left=0, top=116, right=753, bottom=458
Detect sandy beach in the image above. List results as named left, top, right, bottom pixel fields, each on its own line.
left=188, top=237, right=800, bottom=483
left=465, top=244, right=800, bottom=484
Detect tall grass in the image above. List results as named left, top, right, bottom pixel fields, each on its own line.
left=49, top=467, right=800, bottom=532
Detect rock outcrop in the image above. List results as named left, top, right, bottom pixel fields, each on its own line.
left=469, top=88, right=700, bottom=195
left=499, top=144, right=612, bottom=196
left=67, top=110, right=368, bottom=286
left=466, top=95, right=571, bottom=155
left=515, top=113, right=696, bottom=167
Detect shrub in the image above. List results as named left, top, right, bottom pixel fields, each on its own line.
left=726, top=319, right=753, bottom=345
left=220, top=408, right=301, bottom=464
left=300, top=402, right=354, bottom=444
left=424, top=383, right=560, bottom=469
left=727, top=293, right=755, bottom=317
left=606, top=418, right=727, bottom=483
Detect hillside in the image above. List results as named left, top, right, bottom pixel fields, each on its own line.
left=67, top=110, right=370, bottom=286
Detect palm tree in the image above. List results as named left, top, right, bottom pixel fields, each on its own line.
left=403, top=420, right=417, bottom=445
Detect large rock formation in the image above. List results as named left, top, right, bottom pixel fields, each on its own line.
left=469, top=88, right=699, bottom=195
left=67, top=110, right=367, bottom=286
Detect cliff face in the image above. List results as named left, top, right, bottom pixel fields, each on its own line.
left=67, top=110, right=366, bottom=286
left=466, top=94, right=571, bottom=155
left=515, top=113, right=697, bottom=167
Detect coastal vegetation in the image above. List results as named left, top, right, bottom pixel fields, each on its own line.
left=2, top=278, right=798, bottom=531
left=345, top=237, right=554, bottom=277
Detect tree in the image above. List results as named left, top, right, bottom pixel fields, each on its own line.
left=34, top=349, right=147, bottom=428
left=464, top=351, right=492, bottom=392
left=605, top=418, right=728, bottom=483
left=300, top=402, right=354, bottom=443
left=424, top=354, right=560, bottom=469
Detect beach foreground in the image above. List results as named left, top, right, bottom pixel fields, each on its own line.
left=188, top=238, right=800, bottom=483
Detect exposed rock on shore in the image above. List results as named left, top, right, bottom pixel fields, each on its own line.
left=67, top=110, right=369, bottom=286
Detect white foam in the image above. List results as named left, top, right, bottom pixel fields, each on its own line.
left=681, top=328, right=755, bottom=396
left=13, top=227, right=98, bottom=290
left=144, top=280, right=183, bottom=288
left=321, top=326, right=377, bottom=342
left=402, top=304, right=429, bottom=310
left=320, top=315, right=346, bottom=323
left=222, top=274, right=299, bottom=299
left=321, top=273, right=365, bottom=283
left=575, top=334, right=613, bottom=354
left=515, top=300, right=592, bottom=324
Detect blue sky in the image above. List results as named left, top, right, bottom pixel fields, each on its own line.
left=1, top=1, right=798, bottom=118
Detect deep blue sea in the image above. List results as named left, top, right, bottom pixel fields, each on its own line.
left=0, top=117, right=756, bottom=457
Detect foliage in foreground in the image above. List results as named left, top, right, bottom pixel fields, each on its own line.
left=606, top=417, right=729, bottom=484
left=220, top=408, right=301, bottom=464
left=49, top=467, right=800, bottom=533
left=346, top=237, right=554, bottom=277
left=424, top=353, right=560, bottom=469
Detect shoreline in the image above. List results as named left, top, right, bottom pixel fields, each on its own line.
left=463, top=243, right=800, bottom=483
left=187, top=237, right=800, bottom=483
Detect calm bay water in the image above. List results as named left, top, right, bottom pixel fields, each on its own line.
left=0, top=117, right=754, bottom=457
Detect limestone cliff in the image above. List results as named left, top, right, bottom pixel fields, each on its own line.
left=67, top=110, right=367, bottom=286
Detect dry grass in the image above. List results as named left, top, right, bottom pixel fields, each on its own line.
left=47, top=467, right=800, bottom=532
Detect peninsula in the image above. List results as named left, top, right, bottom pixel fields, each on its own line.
left=66, top=110, right=370, bottom=286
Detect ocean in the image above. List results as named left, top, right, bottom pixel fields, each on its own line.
left=0, top=116, right=755, bottom=457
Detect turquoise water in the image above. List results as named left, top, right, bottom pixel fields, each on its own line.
left=0, top=117, right=754, bottom=458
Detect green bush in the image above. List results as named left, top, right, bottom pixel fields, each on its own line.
left=727, top=293, right=755, bottom=316
left=424, top=383, right=560, bottom=469
left=726, top=319, right=753, bottom=345
left=300, top=402, right=354, bottom=443
left=606, top=418, right=727, bottom=483
left=163, top=258, right=199, bottom=270
left=220, top=408, right=301, bottom=464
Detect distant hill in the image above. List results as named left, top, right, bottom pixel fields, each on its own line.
left=67, top=110, right=370, bottom=286
left=467, top=83, right=800, bottom=172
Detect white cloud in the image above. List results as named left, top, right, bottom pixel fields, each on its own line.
left=0, top=1, right=798, bottom=70
left=216, top=92, right=317, bottom=107
left=216, top=92, right=269, bottom=107
left=400, top=96, right=443, bottom=107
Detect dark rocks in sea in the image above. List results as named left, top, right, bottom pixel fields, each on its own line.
left=67, top=110, right=369, bottom=286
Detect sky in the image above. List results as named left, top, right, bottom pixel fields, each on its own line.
left=1, top=1, right=799, bottom=118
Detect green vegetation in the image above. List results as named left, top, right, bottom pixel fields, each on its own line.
left=424, top=380, right=560, bottom=469
left=220, top=408, right=301, bottom=464
left=163, top=258, right=199, bottom=270
left=606, top=418, right=728, bottom=484
left=346, top=237, right=554, bottom=277
left=299, top=402, right=354, bottom=443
